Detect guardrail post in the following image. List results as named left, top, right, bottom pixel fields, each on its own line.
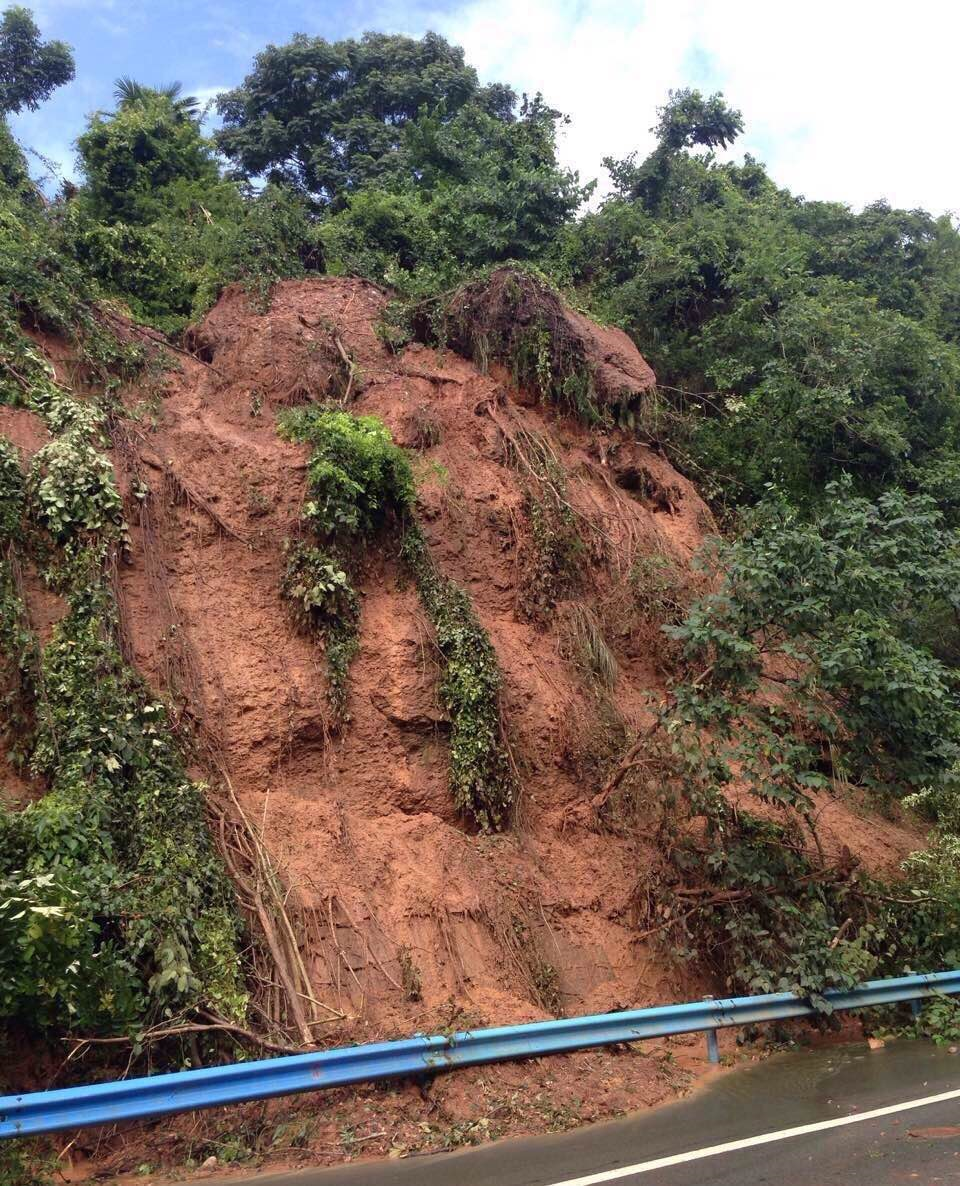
left=703, top=997, right=720, bottom=1063
left=911, top=999, right=922, bottom=1020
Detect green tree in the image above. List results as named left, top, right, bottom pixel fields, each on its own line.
left=0, top=5, right=73, bottom=116
left=216, top=30, right=515, bottom=204
left=71, top=82, right=314, bottom=333
left=113, top=76, right=199, bottom=119
left=76, top=85, right=225, bottom=225
left=564, top=93, right=960, bottom=510
left=320, top=94, right=588, bottom=286
left=603, top=88, right=744, bottom=213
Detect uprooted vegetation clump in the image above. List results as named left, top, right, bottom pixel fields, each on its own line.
left=497, top=418, right=586, bottom=622
left=389, top=266, right=657, bottom=428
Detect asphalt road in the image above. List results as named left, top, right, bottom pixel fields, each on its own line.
left=212, top=1040, right=960, bottom=1186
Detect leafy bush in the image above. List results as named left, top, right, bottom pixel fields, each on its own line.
left=278, top=408, right=415, bottom=540
left=643, top=480, right=960, bottom=999
left=277, top=409, right=413, bottom=723
left=27, top=428, right=124, bottom=545
left=192, top=183, right=322, bottom=315
left=0, top=870, right=124, bottom=1029
left=667, top=480, right=960, bottom=805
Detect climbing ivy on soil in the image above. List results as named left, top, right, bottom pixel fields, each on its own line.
left=27, top=430, right=125, bottom=547
left=0, top=436, right=25, bottom=542
left=0, top=593, right=246, bottom=1031
left=277, top=408, right=414, bottom=723
left=278, top=406, right=514, bottom=827
left=0, top=378, right=245, bottom=1035
left=280, top=541, right=360, bottom=722
left=402, top=525, right=515, bottom=831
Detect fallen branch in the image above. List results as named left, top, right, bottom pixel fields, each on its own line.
left=591, top=722, right=659, bottom=814
left=64, top=1018, right=317, bottom=1058
left=332, top=334, right=359, bottom=402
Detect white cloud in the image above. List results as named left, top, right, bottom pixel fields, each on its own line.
left=431, top=0, right=959, bottom=215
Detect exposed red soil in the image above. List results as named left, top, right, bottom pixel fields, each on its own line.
left=2, top=278, right=924, bottom=1179
left=112, top=277, right=715, bottom=1034
left=0, top=404, right=49, bottom=457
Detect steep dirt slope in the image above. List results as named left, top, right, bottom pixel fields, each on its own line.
left=109, top=277, right=920, bottom=1031
left=111, top=278, right=704, bottom=1032
left=0, top=278, right=925, bottom=1176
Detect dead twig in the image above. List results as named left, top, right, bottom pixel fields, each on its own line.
left=64, top=1018, right=317, bottom=1058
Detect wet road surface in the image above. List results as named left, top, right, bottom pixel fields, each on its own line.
left=212, top=1040, right=960, bottom=1185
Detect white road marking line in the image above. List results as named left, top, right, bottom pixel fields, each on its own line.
left=545, top=1084, right=960, bottom=1186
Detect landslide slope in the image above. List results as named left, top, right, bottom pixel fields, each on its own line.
left=0, top=276, right=924, bottom=1168
left=2, top=276, right=920, bottom=1028
left=116, top=277, right=918, bottom=1026
left=114, top=275, right=707, bottom=1029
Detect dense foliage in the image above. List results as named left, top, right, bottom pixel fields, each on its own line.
left=277, top=408, right=413, bottom=724
left=564, top=90, right=960, bottom=510
left=215, top=31, right=514, bottom=203
left=669, top=482, right=960, bottom=805
left=0, top=5, right=73, bottom=115
left=644, top=482, right=960, bottom=996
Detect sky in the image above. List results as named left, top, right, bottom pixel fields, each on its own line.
left=10, top=0, right=960, bottom=216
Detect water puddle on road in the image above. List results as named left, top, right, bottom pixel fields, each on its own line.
left=662, top=1038, right=960, bottom=1140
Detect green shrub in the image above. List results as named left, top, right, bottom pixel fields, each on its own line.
left=0, top=351, right=245, bottom=1036
left=278, top=408, right=415, bottom=542
left=277, top=410, right=413, bottom=722
left=644, top=478, right=960, bottom=1000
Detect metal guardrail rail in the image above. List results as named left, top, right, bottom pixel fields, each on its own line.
left=3, top=969, right=958, bottom=1139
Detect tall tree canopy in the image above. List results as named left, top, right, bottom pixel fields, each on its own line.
left=215, top=30, right=515, bottom=204
left=0, top=4, right=73, bottom=115
left=320, top=93, right=588, bottom=281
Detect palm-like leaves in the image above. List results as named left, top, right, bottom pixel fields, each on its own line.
left=113, top=77, right=199, bottom=119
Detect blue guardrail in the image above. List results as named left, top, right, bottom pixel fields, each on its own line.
left=3, top=969, right=959, bottom=1139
